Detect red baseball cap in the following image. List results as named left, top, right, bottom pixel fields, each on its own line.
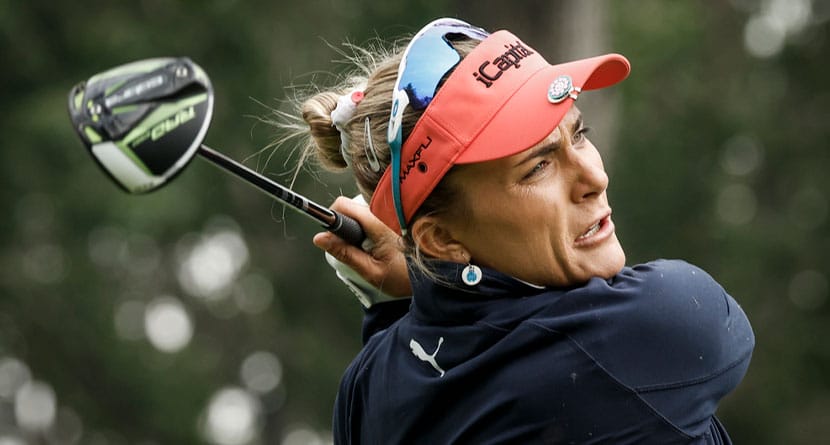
left=369, top=29, right=631, bottom=234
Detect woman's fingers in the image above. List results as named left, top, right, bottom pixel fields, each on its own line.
left=314, top=197, right=412, bottom=297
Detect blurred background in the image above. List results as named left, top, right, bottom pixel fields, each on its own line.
left=1, top=0, right=828, bottom=443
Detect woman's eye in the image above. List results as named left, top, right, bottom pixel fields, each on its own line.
left=573, top=126, right=591, bottom=143
left=525, top=160, right=549, bottom=179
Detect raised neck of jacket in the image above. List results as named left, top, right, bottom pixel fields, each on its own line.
left=407, top=260, right=585, bottom=325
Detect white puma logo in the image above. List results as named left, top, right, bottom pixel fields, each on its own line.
left=409, top=337, right=446, bottom=377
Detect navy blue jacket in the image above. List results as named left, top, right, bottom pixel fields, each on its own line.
left=333, top=260, right=754, bottom=444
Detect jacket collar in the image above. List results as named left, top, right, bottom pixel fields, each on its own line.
left=408, top=260, right=563, bottom=325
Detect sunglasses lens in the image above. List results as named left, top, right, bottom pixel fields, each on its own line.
left=399, top=23, right=488, bottom=110
left=400, top=39, right=461, bottom=109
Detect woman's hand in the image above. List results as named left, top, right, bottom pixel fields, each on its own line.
left=313, top=196, right=412, bottom=298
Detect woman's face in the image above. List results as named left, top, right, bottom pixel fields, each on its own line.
left=444, top=107, right=625, bottom=287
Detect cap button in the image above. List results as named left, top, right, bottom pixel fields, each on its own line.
left=547, top=74, right=578, bottom=104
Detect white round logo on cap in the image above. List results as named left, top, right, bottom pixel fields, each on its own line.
left=547, top=75, right=575, bottom=104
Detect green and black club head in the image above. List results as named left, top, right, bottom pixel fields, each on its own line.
left=68, top=57, right=367, bottom=246
left=68, top=57, right=214, bottom=193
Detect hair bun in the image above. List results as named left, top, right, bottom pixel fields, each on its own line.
left=302, top=91, right=349, bottom=169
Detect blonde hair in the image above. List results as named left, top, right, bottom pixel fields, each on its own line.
left=269, top=37, right=480, bottom=272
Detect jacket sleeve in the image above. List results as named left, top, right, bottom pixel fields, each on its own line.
left=333, top=355, right=361, bottom=445
left=571, top=259, right=755, bottom=437
left=612, top=260, right=754, bottom=387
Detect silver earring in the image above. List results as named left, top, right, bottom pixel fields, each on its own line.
left=461, top=263, right=482, bottom=286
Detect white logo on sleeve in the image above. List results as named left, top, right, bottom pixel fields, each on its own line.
left=409, top=337, right=446, bottom=377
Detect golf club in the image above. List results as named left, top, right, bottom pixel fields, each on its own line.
left=67, top=57, right=365, bottom=246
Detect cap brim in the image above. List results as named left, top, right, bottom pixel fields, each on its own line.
left=456, top=53, right=630, bottom=164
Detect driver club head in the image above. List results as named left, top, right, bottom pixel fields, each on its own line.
left=68, top=57, right=213, bottom=193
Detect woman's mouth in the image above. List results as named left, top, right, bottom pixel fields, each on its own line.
left=575, top=214, right=614, bottom=246
left=578, top=221, right=602, bottom=240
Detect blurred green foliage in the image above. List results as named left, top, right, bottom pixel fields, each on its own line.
left=0, top=0, right=827, bottom=444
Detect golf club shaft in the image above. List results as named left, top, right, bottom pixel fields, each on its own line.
left=197, top=144, right=365, bottom=246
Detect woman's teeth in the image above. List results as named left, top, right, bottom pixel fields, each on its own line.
left=579, top=222, right=601, bottom=239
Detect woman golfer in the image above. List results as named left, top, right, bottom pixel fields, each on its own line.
left=289, top=17, right=754, bottom=445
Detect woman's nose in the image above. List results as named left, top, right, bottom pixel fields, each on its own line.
left=566, top=140, right=608, bottom=202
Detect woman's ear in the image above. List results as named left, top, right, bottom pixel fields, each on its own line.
left=410, top=216, right=469, bottom=264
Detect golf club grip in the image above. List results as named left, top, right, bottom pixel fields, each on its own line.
left=328, top=212, right=366, bottom=247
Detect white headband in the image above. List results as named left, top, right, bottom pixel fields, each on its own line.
left=330, top=88, right=365, bottom=167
